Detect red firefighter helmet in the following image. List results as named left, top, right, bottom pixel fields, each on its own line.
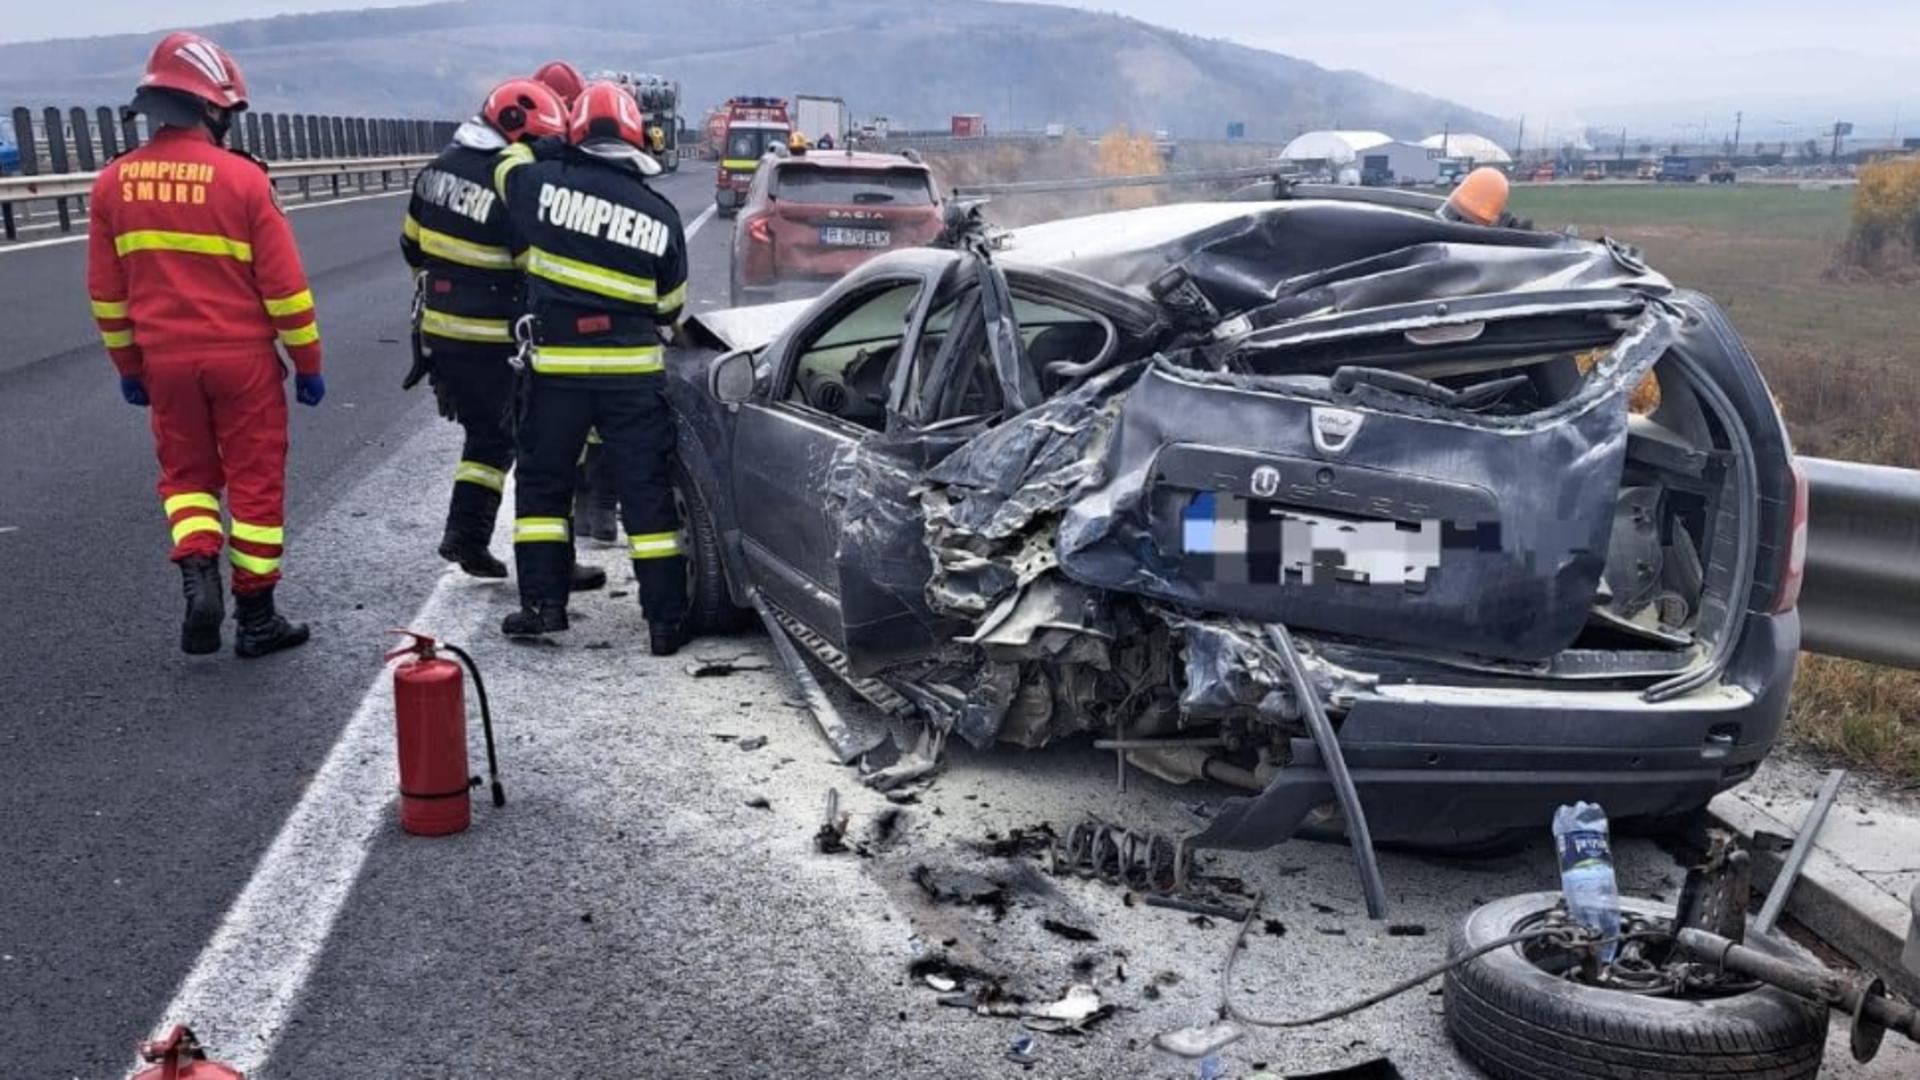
left=532, top=60, right=587, bottom=107
left=138, top=31, right=249, bottom=111
left=568, top=81, right=646, bottom=148
left=481, top=78, right=569, bottom=143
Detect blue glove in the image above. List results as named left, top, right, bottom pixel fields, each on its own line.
left=295, top=373, right=326, bottom=407
left=120, top=376, right=149, bottom=407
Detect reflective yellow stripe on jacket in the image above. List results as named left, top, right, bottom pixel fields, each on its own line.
left=513, top=517, right=570, bottom=543
left=524, top=247, right=658, bottom=305
left=421, top=309, right=514, bottom=343
left=532, top=345, right=665, bottom=376
left=419, top=228, right=516, bottom=271
left=114, top=229, right=253, bottom=261
left=263, top=290, right=314, bottom=317
left=628, top=532, right=681, bottom=560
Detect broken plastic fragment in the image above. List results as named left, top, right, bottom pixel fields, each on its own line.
left=1007, top=1034, right=1039, bottom=1065
left=924, top=973, right=958, bottom=993
left=1154, top=1021, right=1247, bottom=1059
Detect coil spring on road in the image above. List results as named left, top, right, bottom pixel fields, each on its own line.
left=1050, top=820, right=1192, bottom=894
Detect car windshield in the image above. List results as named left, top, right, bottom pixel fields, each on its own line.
left=726, top=128, right=777, bottom=161
left=775, top=166, right=935, bottom=206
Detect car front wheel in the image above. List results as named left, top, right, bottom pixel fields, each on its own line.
left=673, top=459, right=752, bottom=635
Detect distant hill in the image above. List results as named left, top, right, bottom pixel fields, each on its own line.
left=0, top=0, right=1506, bottom=143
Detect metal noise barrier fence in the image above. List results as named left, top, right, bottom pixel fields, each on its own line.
left=1798, top=457, right=1920, bottom=669
left=1, top=103, right=456, bottom=240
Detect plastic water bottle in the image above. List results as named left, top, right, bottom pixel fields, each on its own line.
left=1553, top=801, right=1621, bottom=961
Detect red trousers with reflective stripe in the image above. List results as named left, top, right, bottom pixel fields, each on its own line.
left=145, top=345, right=289, bottom=595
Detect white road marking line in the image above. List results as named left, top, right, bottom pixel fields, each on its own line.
left=146, top=560, right=470, bottom=1075
left=685, top=202, right=718, bottom=239
left=0, top=189, right=409, bottom=255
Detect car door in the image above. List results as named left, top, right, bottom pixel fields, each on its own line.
left=729, top=269, right=943, bottom=646
left=834, top=281, right=1130, bottom=674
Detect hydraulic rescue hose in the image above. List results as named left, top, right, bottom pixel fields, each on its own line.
left=1265, top=623, right=1390, bottom=920
left=442, top=642, right=506, bottom=808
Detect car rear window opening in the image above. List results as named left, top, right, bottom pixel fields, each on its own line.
left=775, top=166, right=935, bottom=205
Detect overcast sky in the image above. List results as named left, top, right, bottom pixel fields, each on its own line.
left=6, top=0, right=1915, bottom=136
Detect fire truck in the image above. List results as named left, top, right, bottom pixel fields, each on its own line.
left=714, top=96, right=791, bottom=216
left=588, top=70, right=682, bottom=172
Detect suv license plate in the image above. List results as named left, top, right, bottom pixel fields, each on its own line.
left=821, top=226, right=890, bottom=248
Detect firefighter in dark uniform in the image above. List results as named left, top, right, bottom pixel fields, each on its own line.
left=401, top=78, right=606, bottom=592
left=494, top=81, right=689, bottom=654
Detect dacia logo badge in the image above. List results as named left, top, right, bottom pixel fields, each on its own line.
left=1311, top=407, right=1364, bottom=457
left=1250, top=465, right=1282, bottom=499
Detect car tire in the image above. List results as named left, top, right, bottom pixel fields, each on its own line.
left=1444, top=892, right=1828, bottom=1080
left=672, top=459, right=752, bottom=635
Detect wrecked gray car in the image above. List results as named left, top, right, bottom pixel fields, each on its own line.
left=665, top=188, right=1808, bottom=853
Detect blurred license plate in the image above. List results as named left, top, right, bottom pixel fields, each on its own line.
left=820, top=226, right=890, bottom=248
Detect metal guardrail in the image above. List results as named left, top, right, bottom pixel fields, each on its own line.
left=1799, top=456, right=1920, bottom=669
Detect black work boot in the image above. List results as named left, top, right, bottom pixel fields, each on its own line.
left=568, top=546, right=607, bottom=592
left=439, top=526, right=509, bottom=579
left=648, top=621, right=684, bottom=657
left=502, top=602, right=569, bottom=638
left=233, top=588, right=310, bottom=659
left=178, top=556, right=225, bottom=655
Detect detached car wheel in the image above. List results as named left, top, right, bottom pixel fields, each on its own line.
left=1444, top=892, right=1828, bottom=1079
left=672, top=460, right=752, bottom=635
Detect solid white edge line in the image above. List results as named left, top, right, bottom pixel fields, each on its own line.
left=0, top=189, right=411, bottom=255
left=685, top=202, right=718, bottom=239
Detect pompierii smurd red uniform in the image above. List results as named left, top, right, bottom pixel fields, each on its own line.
left=87, top=125, right=322, bottom=594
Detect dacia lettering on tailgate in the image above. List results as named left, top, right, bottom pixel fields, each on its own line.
left=535, top=183, right=669, bottom=255
left=413, top=167, right=496, bottom=225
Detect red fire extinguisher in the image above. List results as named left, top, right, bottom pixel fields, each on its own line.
left=130, top=1026, right=243, bottom=1080
left=385, top=630, right=505, bottom=836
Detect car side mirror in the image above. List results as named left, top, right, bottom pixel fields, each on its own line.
left=709, top=349, right=757, bottom=406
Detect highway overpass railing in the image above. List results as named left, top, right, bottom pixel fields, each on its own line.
left=1, top=102, right=453, bottom=239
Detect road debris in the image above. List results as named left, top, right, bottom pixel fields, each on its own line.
left=1018, top=983, right=1112, bottom=1034
left=684, top=653, right=771, bottom=677
left=912, top=864, right=1009, bottom=919
left=1006, top=1033, right=1039, bottom=1065
left=1153, top=1020, right=1246, bottom=1059
left=1040, top=917, right=1098, bottom=943
left=1146, top=894, right=1250, bottom=922
left=736, top=735, right=768, bottom=752
left=744, top=795, right=771, bottom=810
left=814, top=787, right=852, bottom=854
left=862, top=725, right=946, bottom=792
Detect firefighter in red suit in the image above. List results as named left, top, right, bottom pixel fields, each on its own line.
left=87, top=31, right=320, bottom=658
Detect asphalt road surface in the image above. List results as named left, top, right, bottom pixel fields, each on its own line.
left=2, top=167, right=1911, bottom=1080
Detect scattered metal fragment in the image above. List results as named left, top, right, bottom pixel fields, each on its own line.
left=814, top=787, right=851, bottom=854
left=1754, top=767, right=1846, bottom=937
left=1188, top=915, right=1216, bottom=930
left=1291, top=1061, right=1405, bottom=1080
left=1154, top=1020, right=1246, bottom=1059
left=752, top=592, right=880, bottom=763
left=685, top=652, right=771, bottom=678
left=862, top=725, right=946, bottom=792
left=1386, top=924, right=1427, bottom=937
left=744, top=795, right=771, bottom=810
left=1007, top=1034, right=1039, bottom=1065
left=1263, top=919, right=1287, bottom=937
left=1147, top=894, right=1250, bottom=922
left=924, top=973, right=958, bottom=993
left=737, top=735, right=768, bottom=752
left=1040, top=918, right=1098, bottom=943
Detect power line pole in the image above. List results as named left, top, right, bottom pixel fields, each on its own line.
left=1732, top=110, right=1743, bottom=156
left=1514, top=115, right=1525, bottom=160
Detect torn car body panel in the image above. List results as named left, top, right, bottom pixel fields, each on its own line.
left=668, top=195, right=1801, bottom=850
